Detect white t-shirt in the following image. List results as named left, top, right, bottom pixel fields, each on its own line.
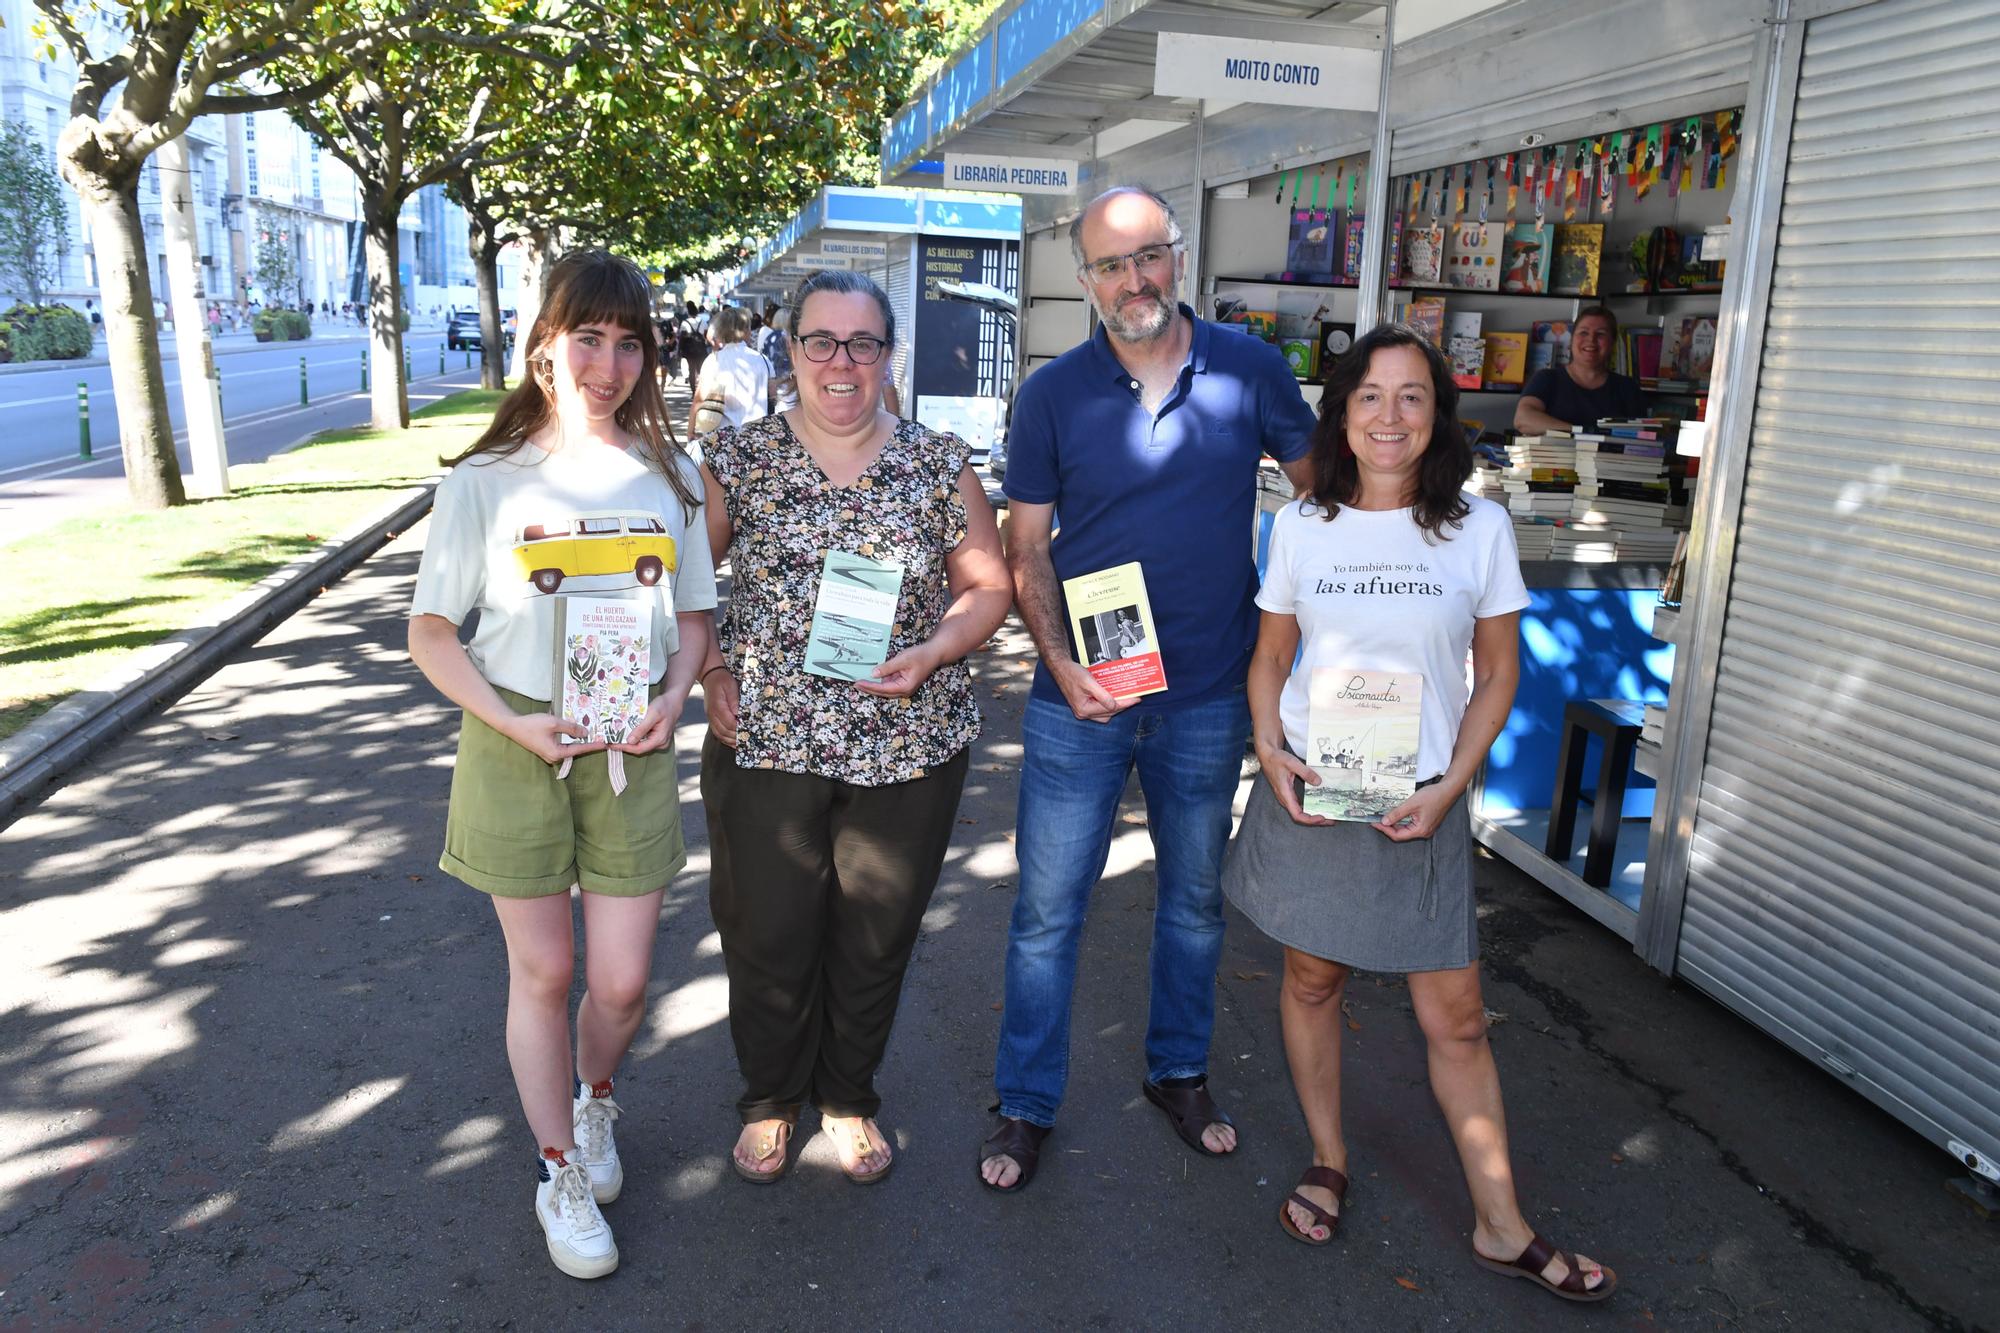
left=411, top=440, right=718, bottom=700
left=710, top=343, right=769, bottom=427
left=1257, top=496, right=1530, bottom=781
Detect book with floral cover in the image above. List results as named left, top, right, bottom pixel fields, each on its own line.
left=553, top=595, right=651, bottom=746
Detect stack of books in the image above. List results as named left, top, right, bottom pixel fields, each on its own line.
left=1550, top=523, right=1620, bottom=562
left=1642, top=705, right=1667, bottom=747
left=1503, top=429, right=1578, bottom=559
left=1573, top=421, right=1679, bottom=560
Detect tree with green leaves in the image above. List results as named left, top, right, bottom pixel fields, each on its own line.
left=0, top=119, right=71, bottom=309
left=33, top=0, right=415, bottom=507
left=252, top=203, right=299, bottom=306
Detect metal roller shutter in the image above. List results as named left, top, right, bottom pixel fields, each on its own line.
left=880, top=237, right=918, bottom=407
left=1676, top=0, right=2000, bottom=1169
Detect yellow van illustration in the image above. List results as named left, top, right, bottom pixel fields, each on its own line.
left=512, top=513, right=677, bottom=594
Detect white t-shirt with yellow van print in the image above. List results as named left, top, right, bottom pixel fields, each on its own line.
left=412, top=440, right=717, bottom=701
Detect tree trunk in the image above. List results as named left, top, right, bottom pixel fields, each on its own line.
left=157, top=134, right=228, bottom=497
left=510, top=226, right=555, bottom=381
left=362, top=193, right=407, bottom=431
left=469, top=218, right=505, bottom=391
left=82, top=187, right=185, bottom=508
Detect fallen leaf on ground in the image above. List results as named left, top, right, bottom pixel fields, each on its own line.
left=1341, top=1000, right=1362, bottom=1032
left=202, top=732, right=238, bottom=741
left=989, top=1002, right=1003, bottom=1011
left=1394, top=1277, right=1421, bottom=1292
left=1484, top=1008, right=1509, bottom=1026
left=958, top=817, right=978, bottom=825
left=1120, top=811, right=1146, bottom=825
left=1610, top=1152, right=1624, bottom=1164
left=1233, top=970, right=1270, bottom=981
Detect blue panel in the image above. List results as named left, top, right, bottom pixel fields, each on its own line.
left=909, top=159, right=945, bottom=176
left=884, top=103, right=927, bottom=174
left=1484, top=588, right=1672, bottom=819
left=828, top=192, right=922, bottom=229
left=997, top=0, right=1105, bottom=87
left=922, top=198, right=1023, bottom=234
left=929, top=35, right=992, bottom=137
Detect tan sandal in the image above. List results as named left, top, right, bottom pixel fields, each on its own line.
left=829, top=1117, right=893, bottom=1185
left=731, top=1120, right=792, bottom=1185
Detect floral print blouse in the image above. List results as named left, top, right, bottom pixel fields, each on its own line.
left=704, top=414, right=981, bottom=786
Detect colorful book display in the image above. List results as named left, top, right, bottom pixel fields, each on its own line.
left=1404, top=224, right=1446, bottom=284
left=1482, top=332, right=1528, bottom=386
left=1552, top=223, right=1605, bottom=295
left=1302, top=668, right=1424, bottom=822
left=553, top=595, right=651, bottom=746
left=1064, top=562, right=1166, bottom=699
left=804, top=550, right=904, bottom=681
left=1502, top=225, right=1551, bottom=294
left=1446, top=311, right=1484, bottom=390
left=1445, top=222, right=1503, bottom=290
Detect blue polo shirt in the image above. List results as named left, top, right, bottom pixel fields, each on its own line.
left=1003, top=306, right=1316, bottom=711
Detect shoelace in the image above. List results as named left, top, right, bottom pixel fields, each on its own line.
left=549, top=1162, right=606, bottom=1235
left=573, top=1095, right=621, bottom=1161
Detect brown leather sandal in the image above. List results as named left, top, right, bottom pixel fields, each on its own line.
left=1142, top=1078, right=1237, bottom=1157
left=978, top=1116, right=1051, bottom=1193
left=1278, top=1165, right=1348, bottom=1246
left=1474, top=1233, right=1618, bottom=1302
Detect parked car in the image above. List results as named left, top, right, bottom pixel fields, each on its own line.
left=447, top=308, right=516, bottom=351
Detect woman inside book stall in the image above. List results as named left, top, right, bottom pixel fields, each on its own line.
left=408, top=250, right=718, bottom=1280
left=1512, top=304, right=1644, bottom=432
left=695, top=268, right=1012, bottom=1188
left=1222, top=323, right=1618, bottom=1303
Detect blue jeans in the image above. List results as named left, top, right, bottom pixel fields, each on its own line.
left=994, top=689, right=1251, bottom=1127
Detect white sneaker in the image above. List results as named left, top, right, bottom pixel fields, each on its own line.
left=573, top=1089, right=624, bottom=1203
left=534, top=1153, right=619, bottom=1279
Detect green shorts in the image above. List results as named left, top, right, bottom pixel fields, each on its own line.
left=441, top=685, right=687, bottom=898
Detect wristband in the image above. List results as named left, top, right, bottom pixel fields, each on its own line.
left=700, top=664, right=729, bottom=685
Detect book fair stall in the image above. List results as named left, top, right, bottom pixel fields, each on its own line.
left=725, top=185, right=1023, bottom=455
left=879, top=0, right=2000, bottom=1195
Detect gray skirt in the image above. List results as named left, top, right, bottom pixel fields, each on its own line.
left=1222, top=770, right=1478, bottom=973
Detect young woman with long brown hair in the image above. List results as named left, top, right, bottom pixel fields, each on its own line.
left=408, top=249, right=715, bottom=1280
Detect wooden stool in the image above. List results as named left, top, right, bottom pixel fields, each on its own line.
left=1545, top=699, right=1646, bottom=888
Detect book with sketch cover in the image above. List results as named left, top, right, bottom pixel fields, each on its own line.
left=1064, top=561, right=1166, bottom=699
left=1302, top=668, right=1424, bottom=821
left=804, top=550, right=904, bottom=681
left=553, top=595, right=651, bottom=746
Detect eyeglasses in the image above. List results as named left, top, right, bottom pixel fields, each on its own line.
left=795, top=332, right=888, bottom=365
left=1079, top=243, right=1179, bottom=283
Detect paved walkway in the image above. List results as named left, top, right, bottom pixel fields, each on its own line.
left=0, top=496, right=1992, bottom=1328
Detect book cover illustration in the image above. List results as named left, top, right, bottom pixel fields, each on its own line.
left=1482, top=331, right=1528, bottom=386
left=1302, top=668, right=1424, bottom=822
left=553, top=595, right=651, bottom=746
left=1404, top=224, right=1445, bottom=284
left=1285, top=206, right=1338, bottom=280
left=1552, top=223, right=1605, bottom=295
left=1445, top=222, right=1503, bottom=290
left=1405, top=296, right=1448, bottom=349
left=804, top=550, right=905, bottom=681
left=1064, top=561, right=1167, bottom=699
left=1502, top=224, right=1551, bottom=293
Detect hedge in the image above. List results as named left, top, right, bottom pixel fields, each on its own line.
left=2, top=304, right=92, bottom=361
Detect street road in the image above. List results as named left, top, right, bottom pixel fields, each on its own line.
left=0, top=328, right=498, bottom=539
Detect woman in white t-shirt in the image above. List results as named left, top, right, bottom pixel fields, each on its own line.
left=688, top=306, right=768, bottom=437
left=1222, top=324, right=1616, bottom=1303
left=408, top=250, right=716, bottom=1282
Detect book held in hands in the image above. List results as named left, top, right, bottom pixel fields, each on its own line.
left=554, top=595, right=652, bottom=746
left=804, top=550, right=905, bottom=681
left=1064, top=562, right=1166, bottom=699
left=1302, top=668, right=1424, bottom=822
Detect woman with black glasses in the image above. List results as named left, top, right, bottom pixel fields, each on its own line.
left=693, top=268, right=1012, bottom=1185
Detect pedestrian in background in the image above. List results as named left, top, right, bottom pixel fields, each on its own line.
left=687, top=307, right=767, bottom=439
left=762, top=303, right=797, bottom=412
left=407, top=249, right=716, bottom=1281
left=695, top=268, right=1010, bottom=1186
left=1224, top=322, right=1615, bottom=1303
left=679, top=302, right=708, bottom=391
left=979, top=185, right=1316, bottom=1192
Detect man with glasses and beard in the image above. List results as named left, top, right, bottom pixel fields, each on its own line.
left=979, top=185, right=1318, bottom=1193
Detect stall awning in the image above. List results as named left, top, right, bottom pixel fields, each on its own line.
left=727, top=185, right=1021, bottom=300
left=880, top=0, right=1389, bottom=186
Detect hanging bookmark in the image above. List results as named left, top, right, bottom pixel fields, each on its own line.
left=1504, top=152, right=1519, bottom=221
left=1665, top=126, right=1683, bottom=200
left=1345, top=161, right=1358, bottom=225
left=1716, top=109, right=1738, bottom=159
left=1532, top=149, right=1550, bottom=231
left=1681, top=118, right=1701, bottom=193
left=1478, top=158, right=1493, bottom=224
left=1600, top=133, right=1622, bottom=217
left=1451, top=163, right=1466, bottom=221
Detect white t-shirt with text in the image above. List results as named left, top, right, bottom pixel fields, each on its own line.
left=411, top=440, right=718, bottom=700
left=1257, top=496, right=1530, bottom=781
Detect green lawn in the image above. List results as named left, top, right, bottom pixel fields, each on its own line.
left=0, top=390, right=503, bottom=741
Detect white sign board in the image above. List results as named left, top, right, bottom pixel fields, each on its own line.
left=1152, top=32, right=1381, bottom=111
left=794, top=253, right=853, bottom=269
left=819, top=238, right=889, bottom=260
left=941, top=153, right=1081, bottom=196
left=913, top=395, right=1005, bottom=455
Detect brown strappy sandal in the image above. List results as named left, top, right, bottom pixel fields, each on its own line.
left=1278, top=1165, right=1348, bottom=1246
left=1474, top=1233, right=1618, bottom=1302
